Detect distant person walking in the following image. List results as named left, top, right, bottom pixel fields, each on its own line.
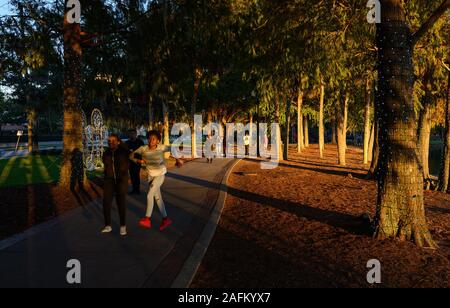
left=205, top=133, right=215, bottom=163
left=130, top=130, right=184, bottom=231
left=102, top=134, right=129, bottom=236
left=126, top=129, right=144, bottom=195
left=244, top=132, right=250, bottom=156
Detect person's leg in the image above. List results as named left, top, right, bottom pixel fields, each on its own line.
left=145, top=177, right=157, bottom=218
left=129, top=165, right=140, bottom=193
left=133, top=165, right=141, bottom=192
left=153, top=175, right=167, bottom=218
left=116, top=179, right=128, bottom=227
left=103, top=179, right=114, bottom=227
left=152, top=175, right=172, bottom=230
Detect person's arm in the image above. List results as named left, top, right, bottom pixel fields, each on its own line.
left=130, top=146, right=144, bottom=164
left=165, top=145, right=184, bottom=168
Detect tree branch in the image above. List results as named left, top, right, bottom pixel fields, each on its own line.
left=412, top=0, right=450, bottom=46
left=442, top=59, right=450, bottom=72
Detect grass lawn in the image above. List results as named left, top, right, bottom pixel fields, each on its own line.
left=0, top=155, right=102, bottom=188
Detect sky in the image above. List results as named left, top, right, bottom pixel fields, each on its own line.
left=0, top=0, right=11, bottom=17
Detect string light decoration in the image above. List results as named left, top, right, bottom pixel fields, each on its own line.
left=82, top=109, right=109, bottom=171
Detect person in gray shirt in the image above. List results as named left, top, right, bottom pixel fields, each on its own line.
left=130, top=130, right=183, bottom=231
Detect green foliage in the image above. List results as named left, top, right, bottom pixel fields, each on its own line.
left=0, top=0, right=448, bottom=133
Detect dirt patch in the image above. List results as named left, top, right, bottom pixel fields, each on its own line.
left=191, top=145, right=450, bottom=288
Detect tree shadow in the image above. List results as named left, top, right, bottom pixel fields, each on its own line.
left=286, top=158, right=368, bottom=173
left=427, top=207, right=450, bottom=215
left=190, top=225, right=339, bottom=288
left=165, top=172, right=371, bottom=236
left=226, top=186, right=371, bottom=236
left=69, top=148, right=94, bottom=207
left=243, top=157, right=368, bottom=180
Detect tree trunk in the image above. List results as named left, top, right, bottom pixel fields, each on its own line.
left=374, top=0, right=435, bottom=248
left=275, top=96, right=283, bottom=159
left=60, top=3, right=83, bottom=189
left=304, top=115, right=309, bottom=147
left=27, top=109, right=36, bottom=153
left=297, top=90, right=304, bottom=153
left=319, top=83, right=325, bottom=158
left=369, top=85, right=381, bottom=178
left=148, top=97, right=154, bottom=130
left=336, top=94, right=349, bottom=166
left=418, top=67, right=434, bottom=180
left=364, top=78, right=372, bottom=164
left=284, top=96, right=292, bottom=160
left=257, top=104, right=260, bottom=157
left=368, top=123, right=375, bottom=162
left=191, top=68, right=202, bottom=158
left=163, top=102, right=170, bottom=158
left=331, top=120, right=337, bottom=145
left=417, top=99, right=432, bottom=179
left=438, top=71, right=450, bottom=192
left=249, top=112, right=254, bottom=139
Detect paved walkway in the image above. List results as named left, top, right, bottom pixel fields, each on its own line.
left=0, top=141, right=63, bottom=160
left=0, top=158, right=237, bottom=288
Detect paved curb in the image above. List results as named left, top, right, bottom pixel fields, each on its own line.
left=171, top=159, right=241, bottom=288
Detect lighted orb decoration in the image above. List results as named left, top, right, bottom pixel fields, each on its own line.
left=82, top=109, right=108, bottom=171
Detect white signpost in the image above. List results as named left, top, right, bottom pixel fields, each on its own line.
left=15, top=130, right=23, bottom=152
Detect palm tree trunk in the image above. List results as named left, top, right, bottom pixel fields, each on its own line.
left=374, top=0, right=435, bottom=248
left=60, top=2, right=83, bottom=188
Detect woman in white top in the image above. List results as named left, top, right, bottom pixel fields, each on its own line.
left=130, top=130, right=183, bottom=231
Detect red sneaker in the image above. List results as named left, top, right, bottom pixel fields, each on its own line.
left=159, top=218, right=172, bottom=231
left=139, top=217, right=151, bottom=229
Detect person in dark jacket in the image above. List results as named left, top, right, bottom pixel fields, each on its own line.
left=126, top=129, right=144, bottom=195
left=102, top=134, right=129, bottom=236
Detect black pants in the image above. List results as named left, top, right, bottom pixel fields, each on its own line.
left=129, top=163, right=141, bottom=192
left=103, top=178, right=128, bottom=227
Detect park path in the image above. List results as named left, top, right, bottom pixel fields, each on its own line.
left=0, top=158, right=236, bottom=288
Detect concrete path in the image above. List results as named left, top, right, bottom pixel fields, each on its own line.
left=0, top=158, right=237, bottom=288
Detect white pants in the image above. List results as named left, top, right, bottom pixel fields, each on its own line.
left=146, top=175, right=167, bottom=218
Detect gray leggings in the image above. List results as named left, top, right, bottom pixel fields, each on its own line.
left=146, top=175, right=167, bottom=218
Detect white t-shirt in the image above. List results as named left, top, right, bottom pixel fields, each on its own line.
left=244, top=135, right=250, bottom=146
left=131, top=145, right=171, bottom=178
